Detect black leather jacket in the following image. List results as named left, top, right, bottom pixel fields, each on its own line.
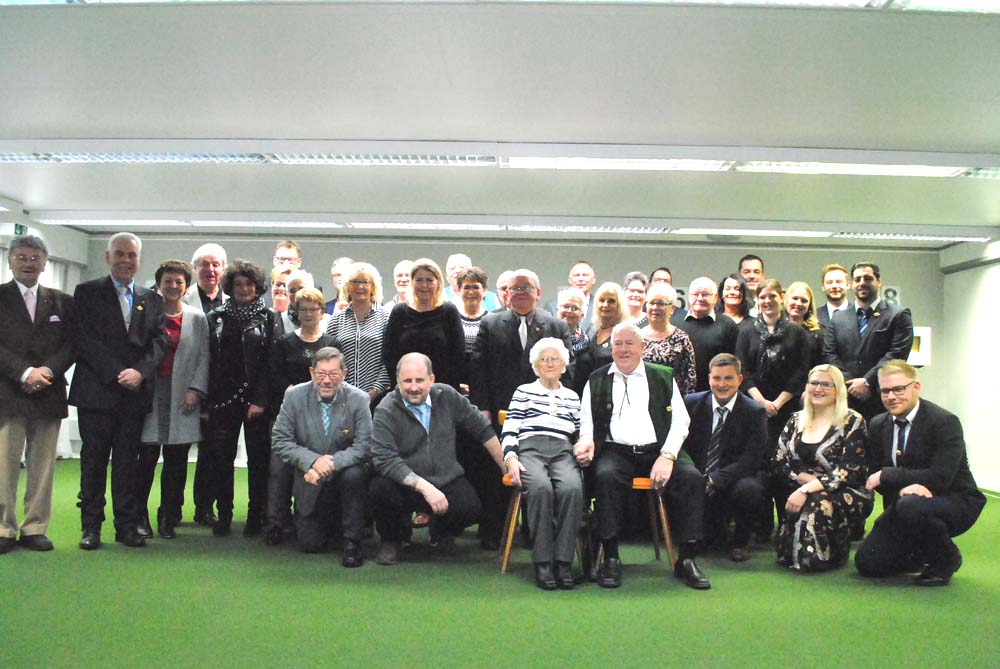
left=206, top=306, right=282, bottom=410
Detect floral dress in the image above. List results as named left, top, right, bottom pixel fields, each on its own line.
left=641, top=329, right=698, bottom=396
left=772, top=411, right=873, bottom=571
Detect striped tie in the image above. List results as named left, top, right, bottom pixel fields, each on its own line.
left=857, top=307, right=870, bottom=337
left=321, top=401, right=332, bottom=436
left=705, top=407, right=727, bottom=475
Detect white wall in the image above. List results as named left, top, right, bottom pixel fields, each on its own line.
left=940, top=259, right=1000, bottom=492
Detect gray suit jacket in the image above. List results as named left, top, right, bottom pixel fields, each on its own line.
left=271, top=380, right=372, bottom=515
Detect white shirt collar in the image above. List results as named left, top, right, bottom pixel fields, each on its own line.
left=685, top=310, right=716, bottom=322
left=14, top=279, right=36, bottom=296
left=711, top=393, right=738, bottom=414
left=854, top=297, right=881, bottom=312
left=608, top=361, right=646, bottom=379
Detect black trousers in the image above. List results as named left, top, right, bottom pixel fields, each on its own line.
left=705, top=474, right=765, bottom=547
left=594, top=449, right=704, bottom=544
left=205, top=404, right=271, bottom=518
left=457, top=427, right=505, bottom=543
left=369, top=475, right=481, bottom=543
left=136, top=443, right=191, bottom=525
left=192, top=415, right=216, bottom=515
left=296, top=464, right=369, bottom=553
left=855, top=494, right=984, bottom=576
left=77, top=408, right=145, bottom=532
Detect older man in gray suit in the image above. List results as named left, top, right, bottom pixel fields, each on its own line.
left=271, top=347, right=372, bottom=567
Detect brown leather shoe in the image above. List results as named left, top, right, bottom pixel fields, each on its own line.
left=375, top=541, right=402, bottom=566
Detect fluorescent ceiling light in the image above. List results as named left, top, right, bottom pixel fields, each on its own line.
left=671, top=228, right=832, bottom=238
left=270, top=154, right=496, bottom=167
left=0, top=152, right=267, bottom=164
left=833, top=232, right=992, bottom=243
left=734, top=161, right=966, bottom=178
left=502, top=157, right=733, bottom=171
left=37, top=219, right=191, bottom=227
left=506, top=224, right=666, bottom=234
left=190, top=221, right=344, bottom=229
left=348, top=222, right=506, bottom=232
left=0, top=205, right=8, bottom=212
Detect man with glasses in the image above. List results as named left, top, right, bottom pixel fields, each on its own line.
left=471, top=268, right=572, bottom=549
left=823, top=262, right=913, bottom=420
left=676, top=277, right=739, bottom=392
left=855, top=360, right=985, bottom=586
left=272, top=240, right=303, bottom=273
left=575, top=323, right=702, bottom=589
left=0, top=235, right=78, bottom=554
left=271, top=347, right=372, bottom=566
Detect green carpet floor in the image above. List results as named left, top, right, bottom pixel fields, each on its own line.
left=4, top=460, right=998, bottom=668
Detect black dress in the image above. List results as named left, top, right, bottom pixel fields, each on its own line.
left=382, top=302, right=467, bottom=390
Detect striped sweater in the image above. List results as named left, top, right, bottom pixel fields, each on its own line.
left=500, top=380, right=581, bottom=460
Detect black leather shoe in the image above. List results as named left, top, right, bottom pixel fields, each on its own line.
left=213, top=516, right=232, bottom=537
left=243, top=513, right=263, bottom=537
left=79, top=531, right=102, bottom=551
left=917, top=549, right=962, bottom=587
left=19, top=534, right=54, bottom=551
left=115, top=529, right=147, bottom=548
left=137, top=515, right=153, bottom=539
left=342, top=540, right=364, bottom=568
left=597, top=557, right=623, bottom=589
left=674, top=558, right=711, bottom=590
left=194, top=508, right=217, bottom=527
left=554, top=561, right=575, bottom=590
left=0, top=537, right=16, bottom=554
left=534, top=562, right=558, bottom=590
left=157, top=519, right=176, bottom=539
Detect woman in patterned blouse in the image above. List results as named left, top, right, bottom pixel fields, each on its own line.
left=502, top=338, right=582, bottom=591
left=640, top=282, right=697, bottom=396
left=327, top=262, right=390, bottom=407
left=772, top=364, right=872, bottom=572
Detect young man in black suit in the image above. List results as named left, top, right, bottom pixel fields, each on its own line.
left=70, top=232, right=166, bottom=550
left=470, top=268, right=572, bottom=549
left=822, top=262, right=913, bottom=421
left=855, top=360, right=986, bottom=586
left=681, top=353, right=767, bottom=562
left=816, top=263, right=850, bottom=327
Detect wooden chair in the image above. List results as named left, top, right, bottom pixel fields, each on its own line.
left=594, top=478, right=676, bottom=570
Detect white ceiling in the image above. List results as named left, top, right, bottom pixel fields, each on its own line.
left=1, top=2, right=999, bottom=248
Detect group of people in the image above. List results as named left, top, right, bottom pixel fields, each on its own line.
left=0, top=235, right=985, bottom=593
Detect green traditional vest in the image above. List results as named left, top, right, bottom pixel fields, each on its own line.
left=589, top=362, right=676, bottom=455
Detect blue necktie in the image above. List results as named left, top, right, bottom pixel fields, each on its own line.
left=321, top=401, right=332, bottom=436
left=893, top=418, right=909, bottom=465
left=857, top=307, right=870, bottom=337
left=412, top=403, right=430, bottom=432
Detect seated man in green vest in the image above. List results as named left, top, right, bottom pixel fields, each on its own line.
left=575, top=322, right=709, bottom=589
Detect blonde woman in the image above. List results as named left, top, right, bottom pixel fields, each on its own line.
left=328, top=262, right=390, bottom=404
left=772, top=364, right=872, bottom=572
left=785, top=281, right=823, bottom=369
left=382, top=258, right=466, bottom=390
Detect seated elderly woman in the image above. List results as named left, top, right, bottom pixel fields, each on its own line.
left=502, top=338, right=583, bottom=591
left=772, top=364, right=872, bottom=572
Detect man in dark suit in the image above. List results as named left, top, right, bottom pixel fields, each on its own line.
left=822, top=262, right=913, bottom=420
left=70, top=232, right=166, bottom=550
left=471, top=268, right=572, bottom=549
left=0, top=235, right=78, bottom=554
left=855, top=360, right=986, bottom=586
left=681, top=353, right=767, bottom=562
left=271, top=347, right=372, bottom=566
left=816, top=263, right=850, bottom=327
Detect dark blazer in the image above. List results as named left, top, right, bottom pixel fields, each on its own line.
left=869, top=400, right=986, bottom=520
left=68, top=276, right=166, bottom=412
left=822, top=300, right=913, bottom=389
left=0, top=281, right=79, bottom=419
left=681, top=391, right=767, bottom=490
left=470, top=309, right=572, bottom=418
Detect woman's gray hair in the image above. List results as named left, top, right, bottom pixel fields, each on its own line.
left=529, top=337, right=570, bottom=370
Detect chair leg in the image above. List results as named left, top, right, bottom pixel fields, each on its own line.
left=500, top=489, right=522, bottom=574
left=655, top=493, right=676, bottom=569
left=645, top=490, right=661, bottom=561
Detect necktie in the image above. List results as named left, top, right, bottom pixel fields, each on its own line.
left=617, top=375, right=631, bottom=419
left=893, top=418, right=909, bottom=465
left=118, top=285, right=132, bottom=328
left=415, top=403, right=430, bottom=432
left=518, top=315, right=528, bottom=349
left=705, top=407, right=728, bottom=475
left=857, top=307, right=870, bottom=337
left=24, top=288, right=36, bottom=323
left=321, top=401, right=332, bottom=436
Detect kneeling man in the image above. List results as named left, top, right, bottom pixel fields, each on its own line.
left=575, top=323, right=708, bottom=589
left=271, top=347, right=372, bottom=567
left=855, top=360, right=986, bottom=586
left=369, top=352, right=504, bottom=565
left=681, top=353, right=767, bottom=562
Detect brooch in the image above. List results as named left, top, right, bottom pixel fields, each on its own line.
left=136, top=305, right=144, bottom=312
left=666, top=406, right=672, bottom=412
left=872, top=311, right=880, bottom=318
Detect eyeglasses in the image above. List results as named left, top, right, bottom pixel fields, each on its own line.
left=538, top=356, right=563, bottom=365
left=273, top=255, right=300, bottom=263
left=12, top=254, right=44, bottom=263
left=689, top=291, right=714, bottom=299
left=879, top=380, right=914, bottom=397
left=559, top=304, right=581, bottom=312
left=313, top=370, right=343, bottom=380
left=807, top=380, right=835, bottom=390
left=647, top=300, right=672, bottom=309
left=349, top=279, right=371, bottom=286
left=509, top=285, right=535, bottom=293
